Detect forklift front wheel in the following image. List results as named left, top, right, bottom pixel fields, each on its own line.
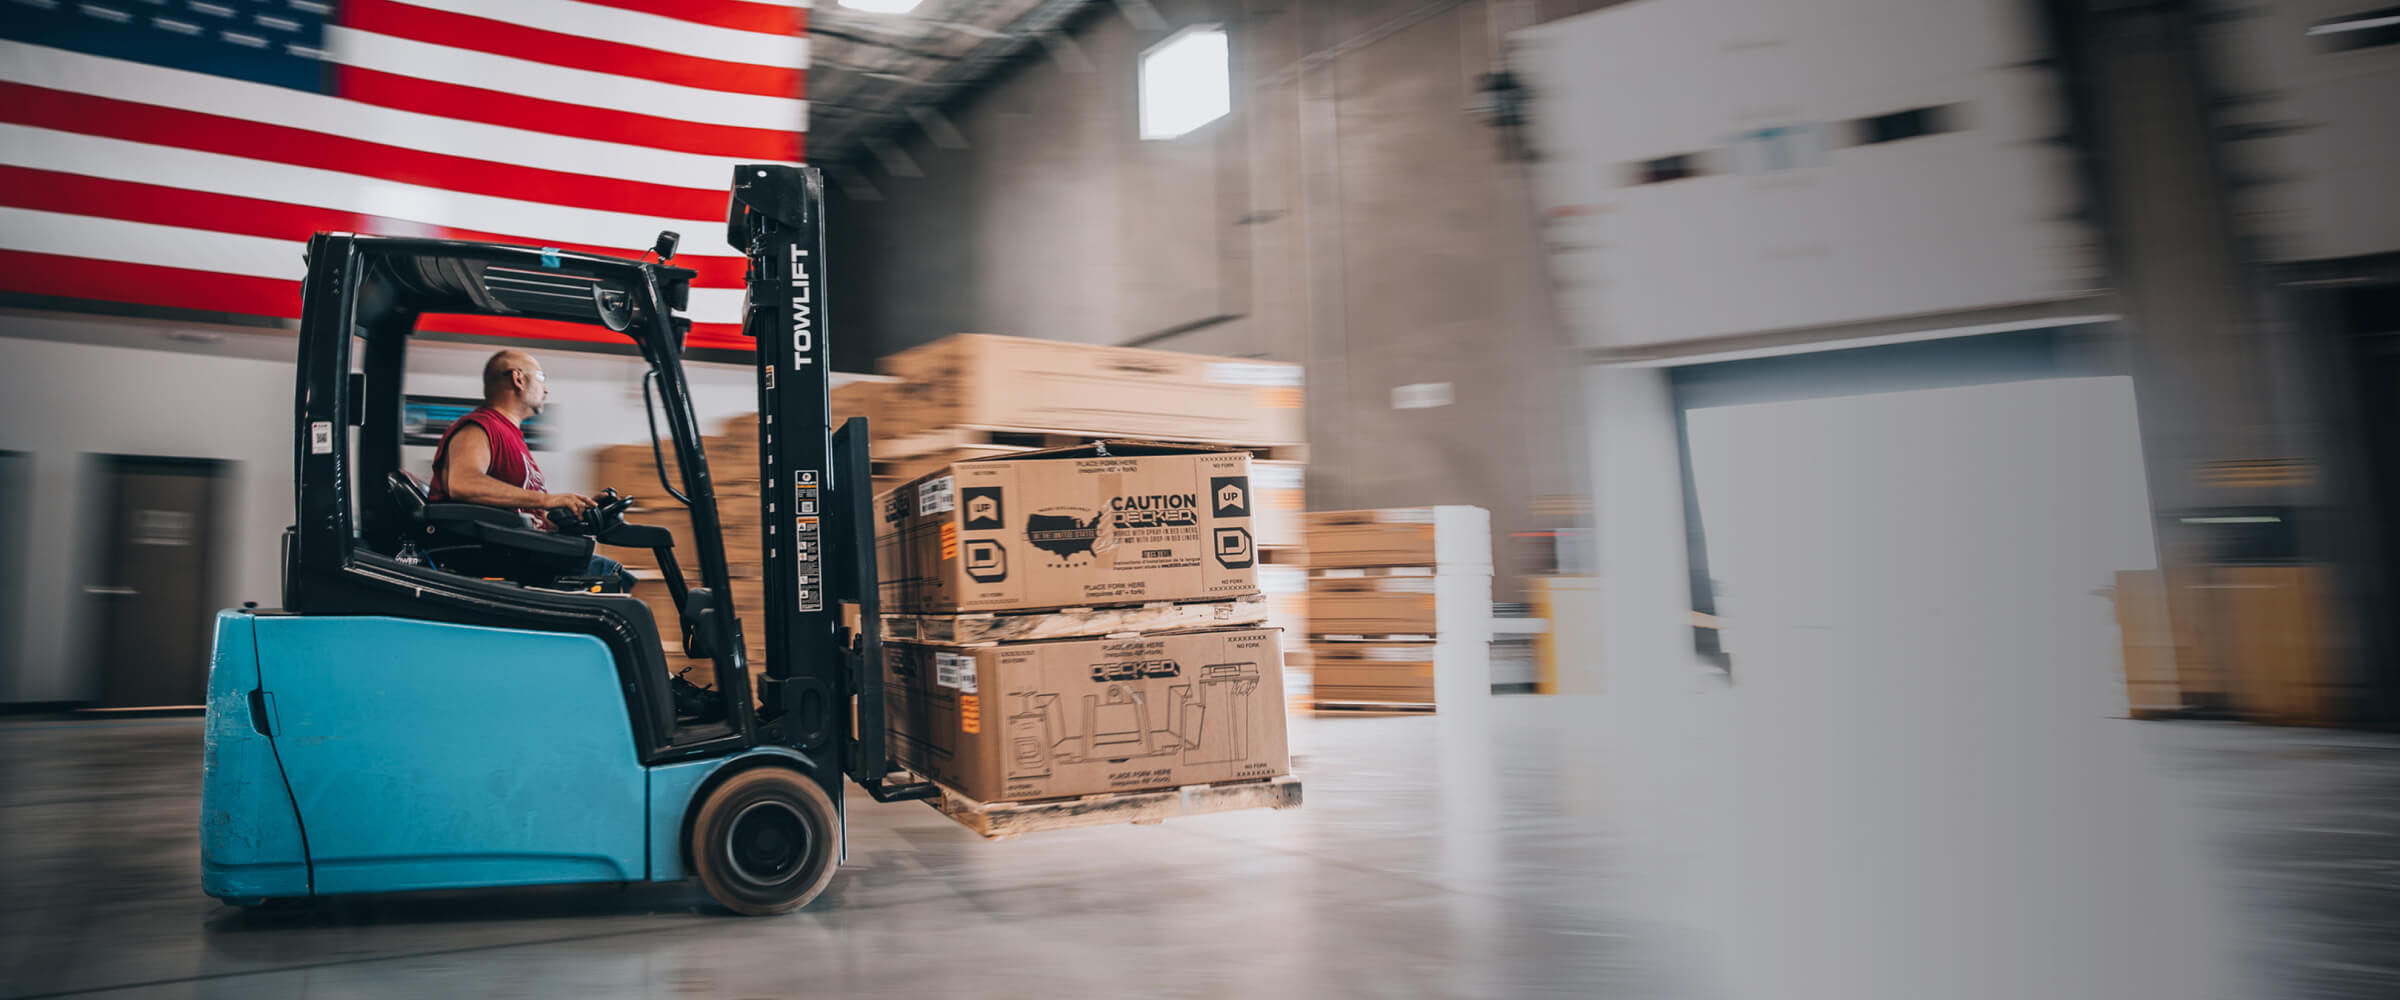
left=689, top=767, right=841, bottom=916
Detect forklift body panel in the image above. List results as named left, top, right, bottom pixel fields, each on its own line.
left=198, top=610, right=310, bottom=900
left=252, top=616, right=647, bottom=893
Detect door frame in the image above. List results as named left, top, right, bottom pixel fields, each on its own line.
left=1665, top=324, right=2127, bottom=671
left=86, top=453, right=230, bottom=708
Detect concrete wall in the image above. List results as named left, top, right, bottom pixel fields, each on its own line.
left=2204, top=0, right=2400, bottom=263
left=828, top=0, right=1608, bottom=595
left=1518, top=0, right=2097, bottom=350
left=0, top=315, right=780, bottom=704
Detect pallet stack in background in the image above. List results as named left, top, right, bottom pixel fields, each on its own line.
left=875, top=443, right=1291, bottom=809
left=591, top=417, right=767, bottom=698
left=1304, top=507, right=1493, bottom=711
left=585, top=333, right=1313, bottom=710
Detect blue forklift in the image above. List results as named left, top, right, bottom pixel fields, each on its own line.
left=199, top=165, right=937, bottom=915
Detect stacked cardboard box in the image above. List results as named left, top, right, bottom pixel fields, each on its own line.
left=856, top=333, right=1312, bottom=690
left=877, top=444, right=1291, bottom=805
left=1305, top=507, right=1492, bottom=710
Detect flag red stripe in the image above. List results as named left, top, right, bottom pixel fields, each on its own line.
left=0, top=166, right=752, bottom=288
left=0, top=250, right=299, bottom=317
left=421, top=313, right=750, bottom=351
left=3, top=84, right=734, bottom=225
left=342, top=0, right=802, bottom=100
left=0, top=251, right=751, bottom=350
left=337, top=67, right=802, bottom=162
left=568, top=0, right=802, bottom=36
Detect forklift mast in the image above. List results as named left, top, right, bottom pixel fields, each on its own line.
left=726, top=165, right=903, bottom=794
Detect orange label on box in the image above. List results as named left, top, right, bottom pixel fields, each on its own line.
left=940, top=521, right=958, bottom=560
left=1257, top=387, right=1303, bottom=409
left=959, top=694, right=980, bottom=734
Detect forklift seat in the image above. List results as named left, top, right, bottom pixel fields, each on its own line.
left=386, top=470, right=595, bottom=584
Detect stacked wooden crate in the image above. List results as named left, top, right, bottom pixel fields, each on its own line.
left=876, top=444, right=1293, bottom=818
left=1304, top=506, right=1493, bottom=711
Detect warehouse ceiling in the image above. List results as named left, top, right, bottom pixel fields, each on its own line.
left=807, top=0, right=1120, bottom=174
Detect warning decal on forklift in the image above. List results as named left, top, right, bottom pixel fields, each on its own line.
left=794, top=473, right=824, bottom=612
left=309, top=421, right=333, bottom=455
left=794, top=516, right=823, bottom=612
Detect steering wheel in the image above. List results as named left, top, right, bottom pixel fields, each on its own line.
left=548, top=487, right=636, bottom=536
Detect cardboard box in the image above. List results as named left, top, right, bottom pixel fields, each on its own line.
left=614, top=505, right=762, bottom=577
left=877, top=443, right=1261, bottom=614
left=1309, top=574, right=1443, bottom=635
left=884, top=628, right=1291, bottom=803
left=1254, top=460, right=1306, bottom=549
left=1302, top=506, right=1491, bottom=570
left=1310, top=635, right=1491, bottom=709
left=831, top=378, right=893, bottom=430
left=1310, top=643, right=1436, bottom=703
left=1283, top=647, right=1313, bottom=708
left=875, top=334, right=1305, bottom=445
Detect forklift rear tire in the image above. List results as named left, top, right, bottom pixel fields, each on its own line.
left=689, top=767, right=841, bottom=916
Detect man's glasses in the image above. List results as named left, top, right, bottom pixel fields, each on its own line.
left=517, top=369, right=546, bottom=383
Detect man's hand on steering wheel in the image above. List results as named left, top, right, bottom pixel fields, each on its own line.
left=541, top=491, right=598, bottom=514
left=545, top=488, right=635, bottom=536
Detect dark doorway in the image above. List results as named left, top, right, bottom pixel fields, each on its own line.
left=0, top=451, right=26, bottom=696
left=2329, top=285, right=2400, bottom=724
left=89, top=456, right=226, bottom=708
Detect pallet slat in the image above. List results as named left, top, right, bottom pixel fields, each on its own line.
left=931, top=777, right=1304, bottom=839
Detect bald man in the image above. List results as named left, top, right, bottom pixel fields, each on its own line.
left=429, top=350, right=631, bottom=589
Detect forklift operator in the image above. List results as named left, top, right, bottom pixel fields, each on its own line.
left=429, top=350, right=633, bottom=590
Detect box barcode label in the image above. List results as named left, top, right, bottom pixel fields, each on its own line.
left=1206, top=362, right=1304, bottom=387
left=919, top=475, right=956, bottom=515
left=935, top=652, right=978, bottom=693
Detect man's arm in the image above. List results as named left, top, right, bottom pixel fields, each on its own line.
left=440, top=424, right=594, bottom=512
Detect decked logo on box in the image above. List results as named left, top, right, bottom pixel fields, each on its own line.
left=1108, top=493, right=1198, bottom=529
left=963, top=487, right=1005, bottom=529
left=1212, top=526, right=1254, bottom=569
left=1210, top=476, right=1250, bottom=518
left=964, top=539, right=1009, bottom=582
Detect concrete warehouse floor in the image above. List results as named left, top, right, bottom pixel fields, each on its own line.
left=1, top=694, right=2395, bottom=1000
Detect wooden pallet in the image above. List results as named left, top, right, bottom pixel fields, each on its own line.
left=884, top=594, right=1269, bottom=645
left=1308, top=565, right=1436, bottom=579
left=930, top=776, right=1304, bottom=840
left=879, top=425, right=1308, bottom=464
left=1310, top=700, right=1435, bottom=713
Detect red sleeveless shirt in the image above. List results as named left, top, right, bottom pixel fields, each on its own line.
left=429, top=406, right=546, bottom=522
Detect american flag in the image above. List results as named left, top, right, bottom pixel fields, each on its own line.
left=1, top=0, right=810, bottom=351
